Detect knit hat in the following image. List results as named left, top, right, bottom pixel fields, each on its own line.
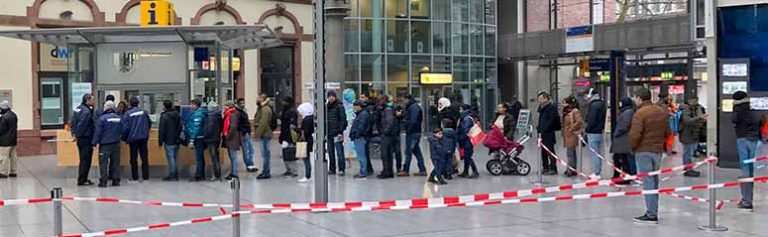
left=0, top=100, right=9, bottom=110
left=326, top=90, right=337, bottom=98
left=105, top=94, right=115, bottom=102
left=104, top=101, right=115, bottom=110
left=353, top=100, right=366, bottom=107
left=733, top=91, right=748, bottom=101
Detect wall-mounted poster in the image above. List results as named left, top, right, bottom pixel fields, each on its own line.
left=751, top=97, right=768, bottom=110
left=722, top=81, right=748, bottom=95
left=722, top=63, right=749, bottom=77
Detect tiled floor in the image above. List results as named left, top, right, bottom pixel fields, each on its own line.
left=0, top=138, right=765, bottom=237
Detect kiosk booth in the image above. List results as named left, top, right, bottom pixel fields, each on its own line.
left=0, top=25, right=281, bottom=167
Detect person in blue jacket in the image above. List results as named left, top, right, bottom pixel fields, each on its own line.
left=457, top=104, right=479, bottom=178
left=349, top=100, right=370, bottom=178
left=122, top=97, right=152, bottom=181
left=186, top=99, right=207, bottom=182
left=440, top=119, right=457, bottom=180
left=401, top=95, right=426, bottom=176
left=427, top=127, right=448, bottom=185
left=72, top=93, right=96, bottom=186
left=92, top=101, right=123, bottom=188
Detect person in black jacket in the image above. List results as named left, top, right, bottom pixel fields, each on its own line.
left=359, top=93, right=376, bottom=174
left=537, top=91, right=560, bottom=175
left=158, top=100, right=182, bottom=181
left=584, top=89, right=607, bottom=179
left=236, top=98, right=257, bottom=173
left=427, top=128, right=448, bottom=185
left=72, top=94, right=96, bottom=185
left=732, top=91, right=760, bottom=211
left=326, top=90, right=348, bottom=175
left=297, top=103, right=315, bottom=183
left=204, top=102, right=223, bottom=181
left=494, top=102, right=517, bottom=141
left=0, top=100, right=18, bottom=179
left=350, top=100, right=371, bottom=178
left=400, top=95, right=427, bottom=176
left=279, top=96, right=300, bottom=177
left=378, top=96, right=399, bottom=179
left=93, top=101, right=123, bottom=187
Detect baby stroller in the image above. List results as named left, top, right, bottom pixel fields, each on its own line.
left=484, top=125, right=533, bottom=176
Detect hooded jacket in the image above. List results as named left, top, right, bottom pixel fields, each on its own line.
left=561, top=108, right=583, bottom=149
left=122, top=107, right=151, bottom=142
left=72, top=104, right=96, bottom=139
left=158, top=109, right=182, bottom=146
left=223, top=107, right=243, bottom=149
left=204, top=107, right=222, bottom=144
left=611, top=97, right=635, bottom=154
left=585, top=95, right=607, bottom=134
left=236, top=107, right=251, bottom=135
left=537, top=101, right=560, bottom=135
left=732, top=98, right=760, bottom=140
left=427, top=135, right=446, bottom=161
left=0, top=109, right=18, bottom=147
left=326, top=100, right=347, bottom=137
left=299, top=103, right=316, bottom=153
left=457, top=110, right=474, bottom=143
left=93, top=109, right=122, bottom=146
left=253, top=99, right=274, bottom=139
left=404, top=100, right=423, bottom=134
left=679, top=103, right=706, bottom=144
left=186, top=107, right=206, bottom=142
left=442, top=127, right=457, bottom=154
left=279, top=102, right=299, bottom=144
left=381, top=104, right=400, bottom=136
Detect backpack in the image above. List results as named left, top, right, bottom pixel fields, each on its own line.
left=269, top=106, right=279, bottom=131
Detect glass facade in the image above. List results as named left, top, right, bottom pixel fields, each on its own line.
left=345, top=0, right=498, bottom=127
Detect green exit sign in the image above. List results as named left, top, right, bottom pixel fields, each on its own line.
left=661, top=71, right=674, bottom=80
left=599, top=74, right=610, bottom=82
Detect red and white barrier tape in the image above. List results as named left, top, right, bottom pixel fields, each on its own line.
left=0, top=197, right=51, bottom=207
left=62, top=157, right=717, bottom=212
left=60, top=175, right=766, bottom=237
left=665, top=192, right=740, bottom=210
left=578, top=135, right=630, bottom=177
left=538, top=138, right=591, bottom=180
left=743, top=155, right=768, bottom=165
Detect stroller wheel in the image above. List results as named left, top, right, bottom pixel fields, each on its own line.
left=516, top=160, right=531, bottom=176
left=487, top=160, right=504, bottom=176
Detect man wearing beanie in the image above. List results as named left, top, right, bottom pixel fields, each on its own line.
left=326, top=90, right=348, bottom=176
left=732, top=90, right=760, bottom=211
left=0, top=100, right=18, bottom=178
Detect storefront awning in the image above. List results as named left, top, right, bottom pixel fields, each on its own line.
left=0, top=25, right=282, bottom=49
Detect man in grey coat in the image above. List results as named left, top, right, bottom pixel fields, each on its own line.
left=610, top=97, right=635, bottom=185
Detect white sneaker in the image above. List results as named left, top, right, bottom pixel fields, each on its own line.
left=588, top=174, right=601, bottom=180
left=298, top=177, right=311, bottom=183
left=247, top=166, right=257, bottom=170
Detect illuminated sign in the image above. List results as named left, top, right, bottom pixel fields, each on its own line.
left=141, top=1, right=176, bottom=27
left=661, top=71, right=674, bottom=80
left=420, top=73, right=453, bottom=85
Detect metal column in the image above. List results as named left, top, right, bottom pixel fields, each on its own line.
left=313, top=0, right=329, bottom=203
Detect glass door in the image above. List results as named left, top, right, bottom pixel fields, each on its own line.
left=41, top=77, right=65, bottom=127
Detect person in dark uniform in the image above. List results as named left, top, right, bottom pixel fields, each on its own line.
left=122, top=97, right=152, bottom=181
left=72, top=94, right=97, bottom=186
left=537, top=91, right=560, bottom=175
left=92, top=101, right=123, bottom=187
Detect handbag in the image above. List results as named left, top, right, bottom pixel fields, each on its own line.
left=296, top=142, right=308, bottom=159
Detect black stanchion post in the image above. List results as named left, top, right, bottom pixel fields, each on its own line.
left=231, top=178, right=241, bottom=237
left=51, top=187, right=63, bottom=236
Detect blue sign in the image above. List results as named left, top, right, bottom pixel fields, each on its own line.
left=589, top=59, right=610, bottom=72
left=566, top=26, right=593, bottom=37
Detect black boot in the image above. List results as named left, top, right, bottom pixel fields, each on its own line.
left=437, top=176, right=448, bottom=185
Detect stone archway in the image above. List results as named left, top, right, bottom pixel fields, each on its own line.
left=191, top=3, right=246, bottom=25
left=27, top=0, right=105, bottom=27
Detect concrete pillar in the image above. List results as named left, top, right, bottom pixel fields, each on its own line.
left=325, top=0, right=349, bottom=84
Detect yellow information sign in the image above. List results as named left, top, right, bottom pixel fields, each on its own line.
left=141, top=1, right=176, bottom=26
left=420, top=73, right=453, bottom=85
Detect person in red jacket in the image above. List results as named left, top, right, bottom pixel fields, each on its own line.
left=223, top=102, right=243, bottom=180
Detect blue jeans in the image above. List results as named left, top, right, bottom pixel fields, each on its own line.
left=627, top=154, right=637, bottom=175
left=682, top=143, right=698, bottom=165
left=404, top=133, right=427, bottom=173
left=228, top=148, right=240, bottom=176
left=193, top=140, right=207, bottom=178
left=737, top=138, right=758, bottom=205
left=242, top=134, right=255, bottom=168
left=163, top=145, right=179, bottom=178
left=430, top=158, right=443, bottom=179
left=587, top=133, right=604, bottom=176
left=303, top=156, right=312, bottom=179
left=328, top=136, right=345, bottom=173
left=260, top=138, right=272, bottom=175
left=636, top=152, right=661, bottom=218
left=354, top=138, right=368, bottom=176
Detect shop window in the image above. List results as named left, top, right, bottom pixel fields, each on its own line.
left=346, top=54, right=360, bottom=82
left=470, top=57, right=484, bottom=83
left=411, top=21, right=430, bottom=54
left=386, top=0, right=409, bottom=18
left=470, top=25, right=484, bottom=56
left=41, top=78, right=64, bottom=127
left=361, top=19, right=385, bottom=52
left=361, top=0, right=384, bottom=17
left=386, top=20, right=409, bottom=53
left=433, top=56, right=451, bottom=72
left=433, top=22, right=451, bottom=54
left=433, top=0, right=451, bottom=21
left=260, top=46, right=295, bottom=112
left=387, top=82, right=410, bottom=100
left=469, top=0, right=484, bottom=23
left=453, top=57, right=469, bottom=82
left=387, top=55, right=409, bottom=82
left=452, top=23, right=468, bottom=55
left=411, top=56, right=431, bottom=82
left=345, top=20, right=360, bottom=52
left=410, top=0, right=430, bottom=19
left=451, top=0, right=468, bottom=23
left=361, top=55, right=385, bottom=82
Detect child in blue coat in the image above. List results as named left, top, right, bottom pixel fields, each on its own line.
left=427, top=128, right=448, bottom=185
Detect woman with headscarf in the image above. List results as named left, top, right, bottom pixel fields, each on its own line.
left=297, top=102, right=315, bottom=183
left=561, top=96, right=583, bottom=177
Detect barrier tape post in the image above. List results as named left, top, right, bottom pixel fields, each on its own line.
left=231, top=178, right=241, bottom=237
left=698, top=154, right=727, bottom=232
left=533, top=138, right=546, bottom=185
left=51, top=187, right=63, bottom=236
